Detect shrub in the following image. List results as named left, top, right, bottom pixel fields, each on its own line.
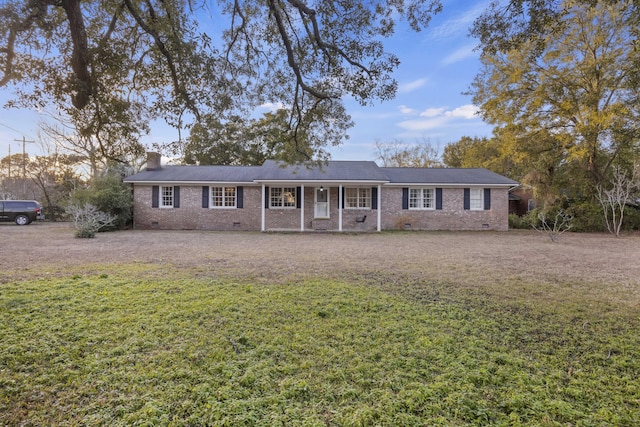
left=564, top=201, right=606, bottom=232
left=69, top=173, right=132, bottom=229
left=532, top=209, right=574, bottom=242
left=508, top=213, right=533, bottom=229
left=67, top=203, right=116, bottom=238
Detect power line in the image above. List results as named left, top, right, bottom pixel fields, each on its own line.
left=0, top=120, right=36, bottom=141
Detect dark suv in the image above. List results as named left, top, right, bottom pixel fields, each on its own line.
left=0, top=200, right=44, bottom=225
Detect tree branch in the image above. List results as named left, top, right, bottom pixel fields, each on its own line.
left=122, top=0, right=200, bottom=120
left=61, top=0, right=93, bottom=109
left=267, top=0, right=330, bottom=100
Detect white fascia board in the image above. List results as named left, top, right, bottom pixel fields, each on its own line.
left=125, top=180, right=257, bottom=185
left=254, top=179, right=389, bottom=185
left=383, top=183, right=517, bottom=188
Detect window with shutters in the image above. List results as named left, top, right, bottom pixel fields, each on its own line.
left=211, top=186, right=236, bottom=208
left=161, top=186, right=174, bottom=208
left=409, top=188, right=435, bottom=210
left=345, top=187, right=371, bottom=209
left=270, top=187, right=296, bottom=208
left=470, top=188, right=483, bottom=210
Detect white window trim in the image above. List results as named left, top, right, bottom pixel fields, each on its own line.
left=269, top=186, right=297, bottom=209
left=160, top=185, right=174, bottom=209
left=345, top=187, right=371, bottom=210
left=210, top=186, right=237, bottom=209
left=470, top=188, right=484, bottom=211
left=409, top=187, right=436, bottom=210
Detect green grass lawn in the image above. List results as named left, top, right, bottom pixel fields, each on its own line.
left=1, top=269, right=638, bottom=426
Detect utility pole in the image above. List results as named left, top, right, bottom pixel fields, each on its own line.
left=7, top=144, right=10, bottom=179
left=14, top=136, right=35, bottom=196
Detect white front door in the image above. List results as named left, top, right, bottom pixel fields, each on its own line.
left=315, top=187, right=329, bottom=218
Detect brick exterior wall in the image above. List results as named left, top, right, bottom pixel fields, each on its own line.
left=132, top=184, right=509, bottom=231
left=380, top=187, right=509, bottom=231
left=132, top=185, right=262, bottom=231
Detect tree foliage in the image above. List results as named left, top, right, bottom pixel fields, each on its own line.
left=69, top=172, right=133, bottom=229
left=0, top=150, right=85, bottom=216
left=470, top=0, right=640, bottom=204
left=1, top=0, right=442, bottom=162
left=442, top=136, right=509, bottom=171
left=374, top=138, right=443, bottom=167
left=183, top=109, right=325, bottom=165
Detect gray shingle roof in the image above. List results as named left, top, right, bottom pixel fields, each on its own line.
left=381, top=167, right=518, bottom=186
left=124, top=161, right=518, bottom=186
left=123, top=165, right=261, bottom=183
left=256, top=160, right=389, bottom=182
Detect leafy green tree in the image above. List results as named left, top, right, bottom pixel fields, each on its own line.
left=470, top=0, right=640, bottom=203
left=442, top=135, right=517, bottom=178
left=1, top=0, right=442, bottom=161
left=183, top=109, right=315, bottom=165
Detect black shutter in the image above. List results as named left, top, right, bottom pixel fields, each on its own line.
left=237, top=186, right=243, bottom=209
left=202, top=186, right=209, bottom=208
left=264, top=186, right=269, bottom=209
left=173, top=186, right=180, bottom=208
left=464, top=188, right=470, bottom=210
left=341, top=188, right=345, bottom=209
left=371, top=187, right=378, bottom=210
left=296, top=187, right=302, bottom=209
left=436, top=188, right=443, bottom=210
left=152, top=185, right=159, bottom=208
left=402, top=188, right=409, bottom=210
left=484, top=188, right=491, bottom=210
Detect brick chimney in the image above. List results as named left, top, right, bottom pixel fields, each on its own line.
left=146, top=152, right=162, bottom=171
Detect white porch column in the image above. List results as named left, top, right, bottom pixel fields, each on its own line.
left=261, top=183, right=265, bottom=232
left=377, top=184, right=382, bottom=232
left=338, top=185, right=343, bottom=232
left=300, top=184, right=305, bottom=231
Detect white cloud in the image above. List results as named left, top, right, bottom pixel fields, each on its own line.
left=428, top=1, right=491, bottom=40
left=419, top=107, right=446, bottom=118
left=444, top=104, right=479, bottom=119
left=398, top=105, right=418, bottom=115
left=259, top=102, right=286, bottom=112
left=398, top=116, right=448, bottom=131
left=397, top=104, right=480, bottom=131
left=441, top=43, right=478, bottom=65
left=398, top=78, right=428, bottom=94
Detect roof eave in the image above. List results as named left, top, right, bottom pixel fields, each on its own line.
left=384, top=182, right=518, bottom=187
left=253, top=179, right=390, bottom=185
left=123, top=180, right=256, bottom=185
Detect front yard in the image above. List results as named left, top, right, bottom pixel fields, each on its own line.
left=1, top=224, right=639, bottom=425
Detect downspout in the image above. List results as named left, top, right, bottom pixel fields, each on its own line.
left=338, top=185, right=343, bottom=232
left=377, top=184, right=382, bottom=232
left=300, top=184, right=305, bottom=231
left=261, top=183, right=265, bottom=232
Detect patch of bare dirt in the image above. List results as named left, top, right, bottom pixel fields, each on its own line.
left=2, top=222, right=639, bottom=307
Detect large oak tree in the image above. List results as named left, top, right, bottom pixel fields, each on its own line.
left=0, top=0, right=442, bottom=162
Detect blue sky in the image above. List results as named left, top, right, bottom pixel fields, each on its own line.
left=0, top=0, right=493, bottom=161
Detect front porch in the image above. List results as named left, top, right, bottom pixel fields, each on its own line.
left=259, top=184, right=382, bottom=232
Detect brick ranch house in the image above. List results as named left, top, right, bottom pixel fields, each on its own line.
left=124, top=152, right=518, bottom=232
